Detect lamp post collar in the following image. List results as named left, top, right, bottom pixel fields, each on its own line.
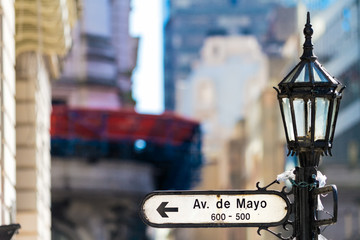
left=300, top=12, right=317, bottom=61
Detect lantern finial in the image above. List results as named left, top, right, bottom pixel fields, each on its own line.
left=301, top=12, right=317, bottom=60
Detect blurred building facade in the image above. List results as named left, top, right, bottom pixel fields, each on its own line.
left=175, top=6, right=299, bottom=240
left=175, top=35, right=292, bottom=239
left=164, top=0, right=285, bottom=110
left=50, top=1, right=202, bottom=240
left=177, top=35, right=268, bottom=190
left=0, top=0, right=78, bottom=240
left=52, top=0, right=138, bottom=109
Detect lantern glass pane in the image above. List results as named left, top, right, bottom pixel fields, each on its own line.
left=283, top=64, right=301, bottom=83
left=315, top=98, right=330, bottom=140
left=293, top=98, right=305, bottom=137
left=312, top=63, right=328, bottom=82
left=282, top=98, right=295, bottom=141
left=294, top=64, right=310, bottom=83
left=329, top=100, right=338, bottom=140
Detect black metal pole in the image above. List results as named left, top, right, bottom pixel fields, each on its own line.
left=294, top=18, right=319, bottom=240
left=294, top=151, right=320, bottom=240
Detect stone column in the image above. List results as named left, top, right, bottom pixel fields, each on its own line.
left=16, top=52, right=52, bottom=240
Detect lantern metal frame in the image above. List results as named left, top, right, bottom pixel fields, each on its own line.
left=274, top=13, right=345, bottom=160
left=274, top=12, right=344, bottom=240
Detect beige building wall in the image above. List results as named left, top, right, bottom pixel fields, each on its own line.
left=176, top=36, right=268, bottom=240
left=178, top=35, right=268, bottom=189
left=16, top=53, right=52, bottom=240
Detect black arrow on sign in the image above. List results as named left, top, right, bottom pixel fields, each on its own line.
left=157, top=202, right=178, bottom=218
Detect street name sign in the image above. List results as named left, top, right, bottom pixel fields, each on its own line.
left=140, top=190, right=290, bottom=228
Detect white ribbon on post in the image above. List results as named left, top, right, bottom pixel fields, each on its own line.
left=316, top=171, right=327, bottom=211
left=276, top=169, right=327, bottom=211
left=276, top=168, right=296, bottom=182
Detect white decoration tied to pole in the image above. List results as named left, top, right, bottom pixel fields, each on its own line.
left=276, top=168, right=327, bottom=211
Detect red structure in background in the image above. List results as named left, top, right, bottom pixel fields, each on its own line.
left=50, top=105, right=202, bottom=190
left=51, top=105, right=199, bottom=146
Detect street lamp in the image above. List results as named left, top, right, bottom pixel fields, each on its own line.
left=274, top=12, right=344, bottom=239
left=275, top=13, right=344, bottom=162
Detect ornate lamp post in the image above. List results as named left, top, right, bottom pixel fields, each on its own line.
left=274, top=12, right=345, bottom=239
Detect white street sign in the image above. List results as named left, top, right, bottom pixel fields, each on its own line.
left=140, top=190, right=290, bottom=228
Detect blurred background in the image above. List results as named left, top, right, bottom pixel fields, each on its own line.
left=0, top=0, right=358, bottom=239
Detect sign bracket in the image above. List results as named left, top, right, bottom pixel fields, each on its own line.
left=257, top=226, right=294, bottom=240
left=255, top=180, right=295, bottom=240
